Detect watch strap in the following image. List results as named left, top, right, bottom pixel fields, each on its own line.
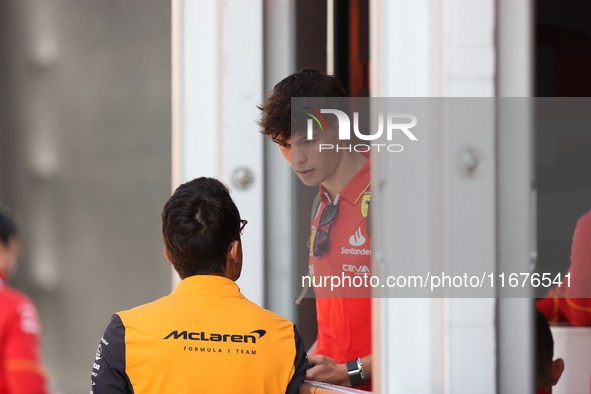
left=346, top=359, right=364, bottom=387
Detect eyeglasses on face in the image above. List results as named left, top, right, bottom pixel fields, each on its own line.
left=229, top=219, right=248, bottom=252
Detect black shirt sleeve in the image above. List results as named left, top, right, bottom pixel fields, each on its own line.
left=91, top=314, right=134, bottom=394
left=285, top=324, right=308, bottom=394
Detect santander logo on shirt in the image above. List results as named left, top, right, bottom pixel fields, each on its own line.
left=349, top=227, right=366, bottom=246
left=341, top=226, right=372, bottom=257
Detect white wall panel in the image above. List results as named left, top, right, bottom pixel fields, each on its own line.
left=371, top=0, right=505, bottom=393
left=262, top=0, right=296, bottom=320
left=173, top=0, right=264, bottom=305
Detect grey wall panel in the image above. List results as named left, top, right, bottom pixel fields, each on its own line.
left=0, top=1, right=171, bottom=393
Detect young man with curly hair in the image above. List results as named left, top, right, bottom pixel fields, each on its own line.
left=258, top=69, right=373, bottom=390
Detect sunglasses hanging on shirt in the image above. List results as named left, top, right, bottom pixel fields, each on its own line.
left=313, top=202, right=339, bottom=258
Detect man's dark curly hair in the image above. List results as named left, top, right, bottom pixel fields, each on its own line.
left=257, top=69, right=347, bottom=144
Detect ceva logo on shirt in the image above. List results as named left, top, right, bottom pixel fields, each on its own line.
left=349, top=227, right=366, bottom=246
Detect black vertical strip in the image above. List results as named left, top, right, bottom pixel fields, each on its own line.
left=296, top=0, right=328, bottom=72
left=285, top=324, right=308, bottom=394
left=358, top=0, right=369, bottom=63
left=294, top=0, right=325, bottom=349
left=333, top=0, right=350, bottom=94
left=91, top=314, right=134, bottom=394
left=358, top=0, right=371, bottom=97
left=294, top=178, right=319, bottom=349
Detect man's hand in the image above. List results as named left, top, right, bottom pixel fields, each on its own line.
left=306, top=354, right=350, bottom=387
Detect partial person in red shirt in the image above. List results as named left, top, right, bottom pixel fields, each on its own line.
left=537, top=208, right=591, bottom=326
left=535, top=308, right=564, bottom=394
left=0, top=204, right=48, bottom=394
left=258, top=69, right=372, bottom=390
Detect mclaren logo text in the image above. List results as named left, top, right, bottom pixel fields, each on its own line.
left=164, top=329, right=266, bottom=344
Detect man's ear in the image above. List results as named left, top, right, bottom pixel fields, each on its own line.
left=229, top=240, right=239, bottom=260
left=226, top=240, right=242, bottom=281
left=550, top=358, right=565, bottom=387
left=0, top=242, right=7, bottom=275
left=163, top=247, right=173, bottom=265
left=0, top=238, right=21, bottom=280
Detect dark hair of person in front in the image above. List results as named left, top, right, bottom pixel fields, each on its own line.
left=536, top=308, right=554, bottom=389
left=257, top=68, right=347, bottom=144
left=0, top=203, right=18, bottom=246
left=535, top=308, right=564, bottom=393
left=161, top=177, right=241, bottom=279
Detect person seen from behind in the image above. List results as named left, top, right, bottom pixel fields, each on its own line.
left=0, top=203, right=49, bottom=394
left=91, top=177, right=307, bottom=394
left=535, top=308, right=564, bottom=394
left=537, top=208, right=591, bottom=326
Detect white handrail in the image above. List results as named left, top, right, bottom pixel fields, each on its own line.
left=300, top=381, right=370, bottom=393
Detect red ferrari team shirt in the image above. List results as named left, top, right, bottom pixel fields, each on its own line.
left=537, top=209, right=591, bottom=326
left=0, top=274, right=48, bottom=394
left=308, top=157, right=372, bottom=391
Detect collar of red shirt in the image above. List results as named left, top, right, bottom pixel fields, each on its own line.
left=319, top=154, right=371, bottom=205
left=172, top=275, right=245, bottom=299
left=537, top=387, right=551, bottom=394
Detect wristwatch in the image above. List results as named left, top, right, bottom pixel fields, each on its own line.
left=345, top=357, right=366, bottom=387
